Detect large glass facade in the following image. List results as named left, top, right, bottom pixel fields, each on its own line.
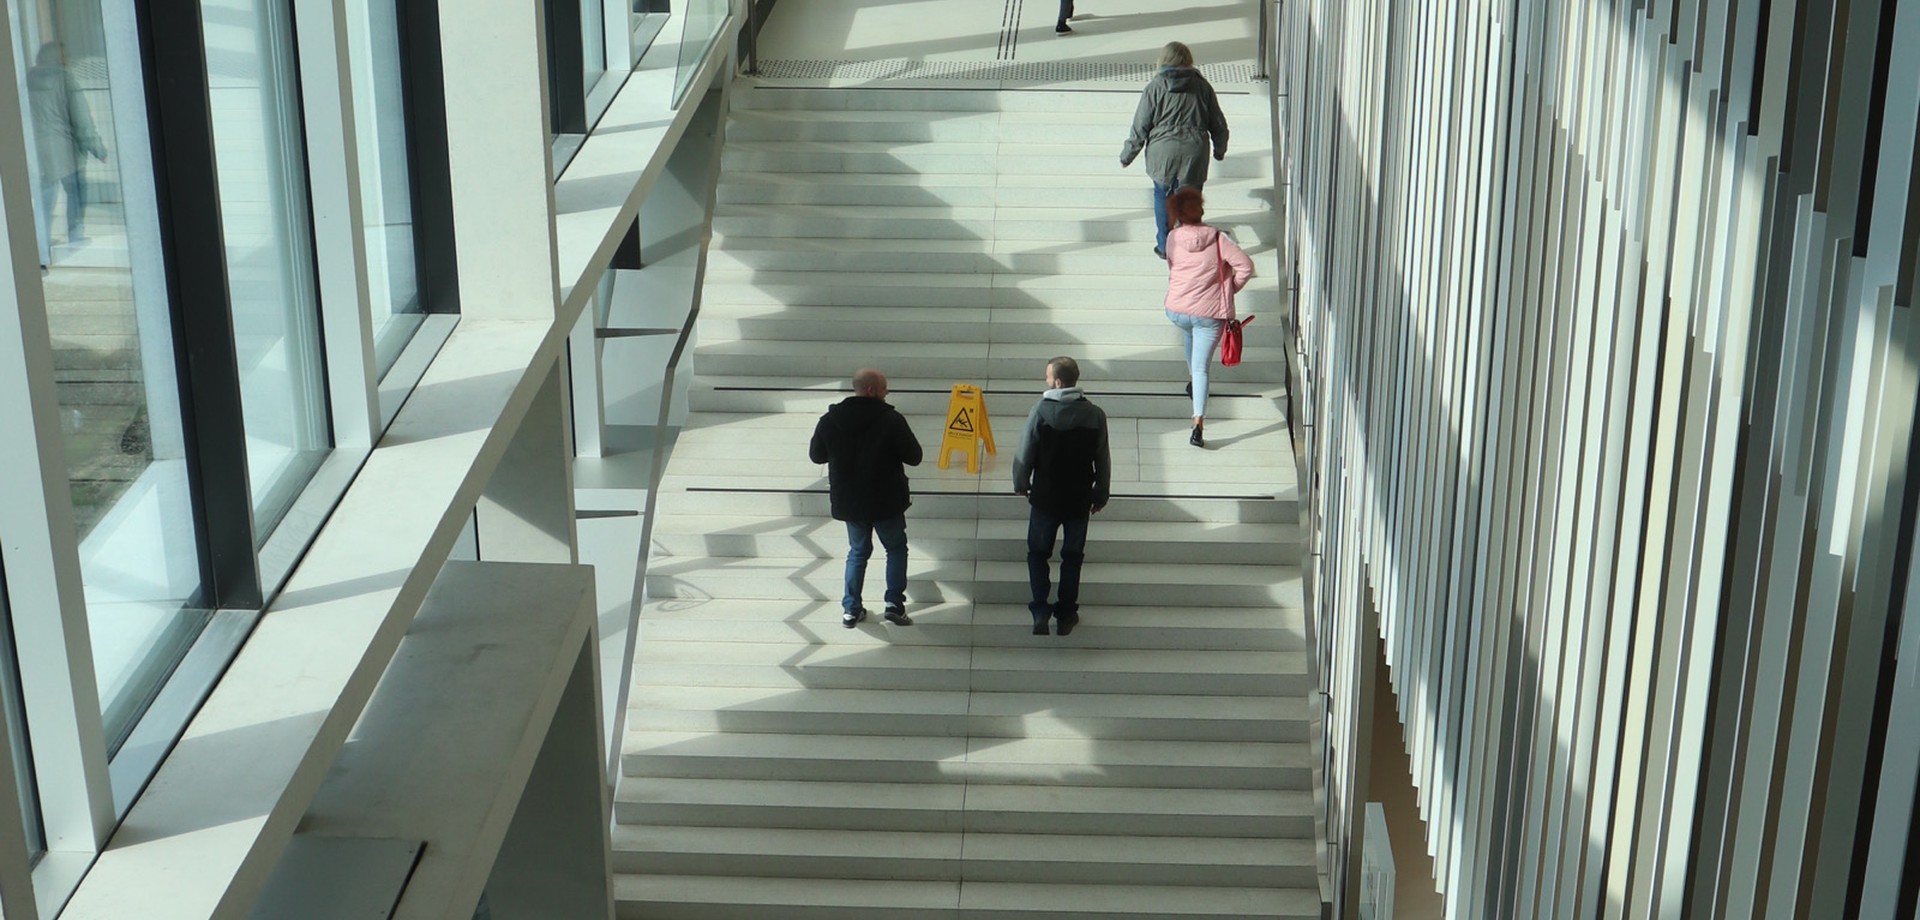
left=9, top=0, right=212, bottom=748
left=346, top=0, right=423, bottom=375
left=201, top=0, right=331, bottom=533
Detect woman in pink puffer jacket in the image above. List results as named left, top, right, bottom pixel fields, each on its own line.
left=1163, top=187, right=1254, bottom=448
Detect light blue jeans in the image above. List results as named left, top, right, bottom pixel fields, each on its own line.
left=1167, top=310, right=1224, bottom=418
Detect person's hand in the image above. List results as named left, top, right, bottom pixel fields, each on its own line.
left=1091, top=502, right=1105, bottom=514
left=1213, top=150, right=1225, bottom=161
left=1015, top=487, right=1030, bottom=496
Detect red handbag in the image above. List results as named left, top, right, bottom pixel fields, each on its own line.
left=1221, top=314, right=1255, bottom=367
left=1214, top=233, right=1253, bottom=367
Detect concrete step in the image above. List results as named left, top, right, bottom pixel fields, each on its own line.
left=611, top=824, right=1315, bottom=888
left=627, top=686, right=1308, bottom=742
left=686, top=340, right=1292, bottom=384
left=614, top=777, right=1314, bottom=839
left=612, top=824, right=959, bottom=880
left=630, top=640, right=1309, bottom=696
left=691, top=304, right=1284, bottom=348
left=634, top=599, right=1307, bottom=651
left=701, top=240, right=1272, bottom=276
left=651, top=489, right=1302, bottom=524
left=616, top=874, right=1322, bottom=919
left=714, top=172, right=1275, bottom=209
left=684, top=380, right=1289, bottom=422
left=735, top=86, right=1068, bottom=113
left=730, top=85, right=1272, bottom=117
left=723, top=107, right=1167, bottom=143
left=711, top=208, right=1277, bottom=244
left=644, top=556, right=1307, bottom=609
left=649, top=515, right=1301, bottom=564
left=621, top=731, right=1311, bottom=790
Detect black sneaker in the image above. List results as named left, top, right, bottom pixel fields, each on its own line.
left=1032, top=614, right=1051, bottom=635
left=1056, top=612, right=1080, bottom=636
left=1055, top=22, right=1072, bottom=33
left=842, top=607, right=868, bottom=628
left=883, top=605, right=913, bottom=626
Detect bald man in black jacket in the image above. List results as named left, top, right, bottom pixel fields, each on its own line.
left=810, top=368, right=923, bottom=628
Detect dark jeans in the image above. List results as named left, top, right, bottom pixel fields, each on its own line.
left=1027, top=507, right=1089, bottom=619
left=844, top=514, right=907, bottom=613
left=1057, top=0, right=1072, bottom=24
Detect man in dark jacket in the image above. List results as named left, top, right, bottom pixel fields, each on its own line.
left=809, top=368, right=923, bottom=628
left=1012, top=357, right=1111, bottom=637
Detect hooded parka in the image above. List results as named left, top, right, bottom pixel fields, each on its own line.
left=1119, top=66, right=1229, bottom=189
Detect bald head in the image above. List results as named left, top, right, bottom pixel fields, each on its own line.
left=852, top=368, right=888, bottom=398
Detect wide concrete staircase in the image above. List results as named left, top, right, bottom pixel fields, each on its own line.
left=614, top=84, right=1319, bottom=918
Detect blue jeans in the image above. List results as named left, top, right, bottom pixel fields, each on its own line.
left=1027, top=507, right=1089, bottom=620
left=34, top=171, right=86, bottom=264
left=844, top=514, right=907, bottom=613
left=1152, top=180, right=1203, bottom=255
left=1167, top=310, right=1225, bottom=417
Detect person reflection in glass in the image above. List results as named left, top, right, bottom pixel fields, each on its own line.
left=27, top=42, right=108, bottom=269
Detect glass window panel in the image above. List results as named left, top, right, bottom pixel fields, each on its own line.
left=0, top=568, right=42, bottom=857
left=11, top=0, right=213, bottom=748
left=581, top=0, right=606, bottom=91
left=345, top=0, right=423, bottom=375
left=673, top=0, right=726, bottom=105
left=201, top=0, right=331, bottom=534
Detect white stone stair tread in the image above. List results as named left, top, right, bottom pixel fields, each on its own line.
left=616, top=874, right=959, bottom=911
left=960, top=783, right=1311, bottom=822
left=967, top=692, right=1303, bottom=723
left=959, top=735, right=1300, bottom=771
left=614, top=823, right=960, bottom=861
left=969, top=647, right=1303, bottom=676
left=616, top=776, right=966, bottom=819
left=629, top=685, right=968, bottom=719
left=639, top=598, right=970, bottom=621
left=625, top=730, right=967, bottom=764
left=635, top=640, right=973, bottom=670
left=961, top=833, right=1313, bottom=870
left=968, top=560, right=1304, bottom=590
left=957, top=881, right=1321, bottom=917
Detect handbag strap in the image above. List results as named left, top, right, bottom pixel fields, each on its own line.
left=1214, top=231, right=1232, bottom=316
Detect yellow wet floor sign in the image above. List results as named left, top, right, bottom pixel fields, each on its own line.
left=936, top=383, right=995, bottom=473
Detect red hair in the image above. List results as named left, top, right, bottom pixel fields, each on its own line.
left=1168, top=187, right=1205, bottom=226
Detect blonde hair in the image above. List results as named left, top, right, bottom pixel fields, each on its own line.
left=1158, top=41, right=1194, bottom=69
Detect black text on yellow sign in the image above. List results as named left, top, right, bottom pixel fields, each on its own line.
left=936, top=384, right=995, bottom=473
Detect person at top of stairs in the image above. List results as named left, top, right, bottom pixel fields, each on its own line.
left=1120, top=41, right=1231, bottom=260
left=1012, top=356, right=1112, bottom=638
left=809, top=367, right=923, bottom=628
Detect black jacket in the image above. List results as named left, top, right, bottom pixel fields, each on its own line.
left=1012, top=388, right=1112, bottom=517
left=809, top=396, right=923, bottom=522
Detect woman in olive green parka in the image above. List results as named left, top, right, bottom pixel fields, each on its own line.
left=1119, top=41, right=1229, bottom=259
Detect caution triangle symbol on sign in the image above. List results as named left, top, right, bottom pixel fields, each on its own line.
left=948, top=407, right=975, bottom=433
